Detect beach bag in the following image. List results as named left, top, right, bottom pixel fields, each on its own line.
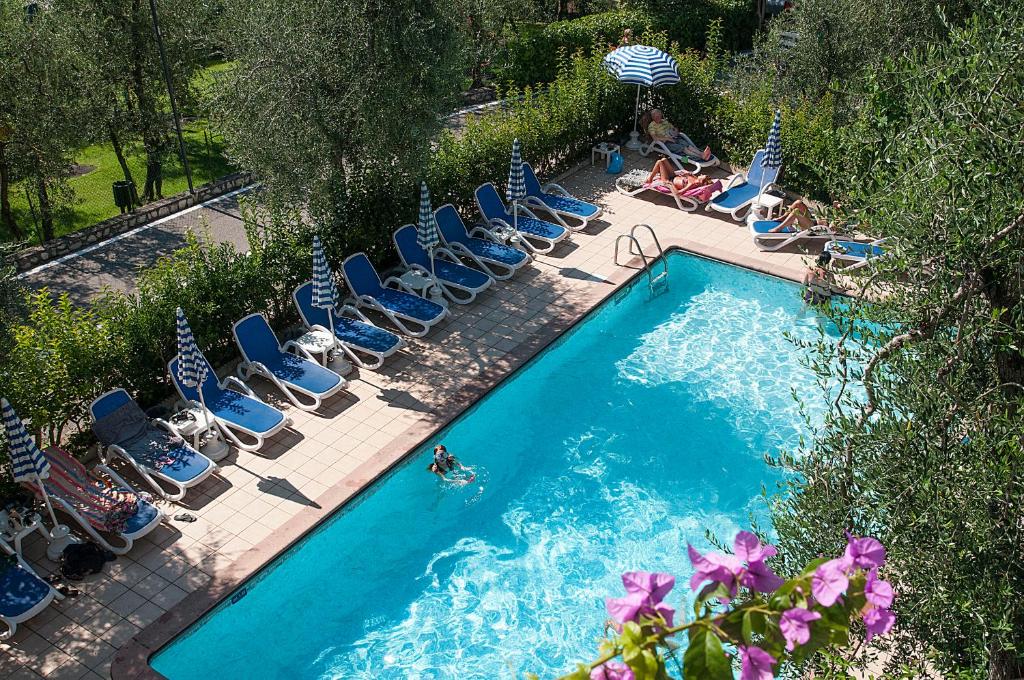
left=607, top=152, right=624, bottom=174
left=59, top=541, right=116, bottom=581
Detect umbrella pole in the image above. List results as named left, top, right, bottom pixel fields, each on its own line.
left=627, top=84, right=643, bottom=150
left=35, top=475, right=59, bottom=528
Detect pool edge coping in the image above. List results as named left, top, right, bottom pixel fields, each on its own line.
left=112, top=242, right=810, bottom=679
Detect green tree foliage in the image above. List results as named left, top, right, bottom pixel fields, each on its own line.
left=0, top=1, right=97, bottom=241
left=772, top=2, right=1024, bottom=676
left=214, top=0, right=466, bottom=228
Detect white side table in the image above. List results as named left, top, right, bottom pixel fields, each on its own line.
left=753, top=193, right=786, bottom=220
left=399, top=270, right=448, bottom=307
left=592, top=142, right=621, bottom=168
left=294, top=329, right=353, bottom=375
left=0, top=510, right=49, bottom=556
left=489, top=224, right=524, bottom=249
left=169, top=407, right=229, bottom=461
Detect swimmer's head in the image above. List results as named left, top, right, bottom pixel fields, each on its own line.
left=434, top=445, right=447, bottom=454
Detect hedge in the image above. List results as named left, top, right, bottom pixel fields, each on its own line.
left=0, top=39, right=849, bottom=492
left=494, top=2, right=757, bottom=88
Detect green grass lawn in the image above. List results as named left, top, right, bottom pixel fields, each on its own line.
left=4, top=61, right=237, bottom=245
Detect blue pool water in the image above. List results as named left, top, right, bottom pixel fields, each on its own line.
left=153, top=251, right=836, bottom=680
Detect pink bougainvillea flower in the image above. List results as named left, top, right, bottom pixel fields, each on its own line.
left=742, top=556, right=785, bottom=593
left=862, top=606, right=895, bottom=641
left=688, top=545, right=744, bottom=598
left=606, top=571, right=676, bottom=628
left=779, top=607, right=822, bottom=651
left=734, top=531, right=777, bottom=563
left=590, top=660, right=635, bottom=680
left=621, top=571, right=675, bottom=602
left=811, top=558, right=850, bottom=606
left=844, top=534, right=886, bottom=570
left=739, top=645, right=778, bottom=680
left=864, top=568, right=894, bottom=608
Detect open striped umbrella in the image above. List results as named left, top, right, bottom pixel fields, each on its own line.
left=416, top=182, right=442, bottom=293
left=507, top=139, right=526, bottom=235
left=759, top=109, right=783, bottom=194
left=2, top=397, right=59, bottom=527
left=602, top=45, right=680, bottom=149
left=175, top=307, right=210, bottom=416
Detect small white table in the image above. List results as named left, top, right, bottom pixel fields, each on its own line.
left=489, top=224, right=524, bottom=249
left=294, top=329, right=353, bottom=375
left=399, top=270, right=448, bottom=307
left=592, top=142, right=621, bottom=168
left=169, top=407, right=229, bottom=461
left=0, top=510, right=49, bottom=556
left=753, top=193, right=786, bottom=220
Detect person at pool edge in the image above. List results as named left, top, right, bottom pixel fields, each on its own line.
left=429, top=444, right=471, bottom=481
left=803, top=251, right=833, bottom=305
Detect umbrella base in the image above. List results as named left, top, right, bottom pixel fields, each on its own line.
left=625, top=131, right=643, bottom=150
left=46, top=525, right=82, bottom=561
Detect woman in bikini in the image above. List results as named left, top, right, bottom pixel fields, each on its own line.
left=644, top=158, right=713, bottom=196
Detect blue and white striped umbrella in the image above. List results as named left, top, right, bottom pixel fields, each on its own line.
left=507, top=139, right=526, bottom=203
left=602, top=45, right=680, bottom=87
left=762, top=110, right=783, bottom=170
left=416, top=183, right=440, bottom=252
left=312, top=236, right=338, bottom=311
left=175, top=307, right=208, bottom=390
left=2, top=398, right=48, bottom=483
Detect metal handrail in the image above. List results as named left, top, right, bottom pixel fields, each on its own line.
left=614, top=223, right=669, bottom=293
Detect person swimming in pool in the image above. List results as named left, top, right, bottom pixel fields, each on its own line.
left=428, top=445, right=475, bottom=483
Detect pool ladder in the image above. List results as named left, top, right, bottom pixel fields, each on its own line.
left=614, top=224, right=669, bottom=293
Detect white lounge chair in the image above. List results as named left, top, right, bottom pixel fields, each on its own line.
left=475, top=183, right=569, bottom=255
left=825, top=238, right=888, bottom=269
left=0, top=535, right=63, bottom=640
left=641, top=130, right=721, bottom=173
left=521, top=163, right=603, bottom=230
left=233, top=313, right=348, bottom=411
left=434, top=204, right=530, bottom=281
left=25, top=447, right=164, bottom=555
left=342, top=252, right=449, bottom=337
left=91, top=389, right=217, bottom=501
left=749, top=219, right=838, bottom=252
left=615, top=169, right=721, bottom=212
left=706, top=149, right=782, bottom=221
left=392, top=224, right=493, bottom=305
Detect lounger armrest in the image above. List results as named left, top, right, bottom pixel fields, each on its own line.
left=101, top=443, right=129, bottom=465
left=469, top=224, right=500, bottom=242
left=382, top=275, right=417, bottom=294
left=722, top=173, right=744, bottom=191
left=512, top=203, right=541, bottom=220
left=282, top=340, right=317, bottom=362
left=338, top=304, right=374, bottom=324
left=223, top=375, right=258, bottom=398
left=540, top=182, right=571, bottom=198
left=151, top=418, right=176, bottom=435
left=435, top=247, right=460, bottom=263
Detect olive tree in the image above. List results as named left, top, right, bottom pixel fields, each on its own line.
left=772, top=2, right=1024, bottom=677
left=214, top=0, right=465, bottom=229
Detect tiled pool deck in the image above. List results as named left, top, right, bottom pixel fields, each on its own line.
left=1, top=153, right=837, bottom=679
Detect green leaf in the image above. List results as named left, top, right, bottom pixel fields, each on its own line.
left=682, top=626, right=732, bottom=680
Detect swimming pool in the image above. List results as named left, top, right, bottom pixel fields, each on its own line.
left=152, top=250, right=833, bottom=680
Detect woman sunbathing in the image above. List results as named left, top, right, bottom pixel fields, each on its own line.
left=644, top=158, right=713, bottom=196
left=768, top=200, right=841, bottom=233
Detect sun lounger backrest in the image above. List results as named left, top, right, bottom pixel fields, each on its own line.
left=394, top=225, right=431, bottom=269
left=343, top=253, right=384, bottom=297
left=435, top=204, right=468, bottom=246
left=744, top=149, right=779, bottom=188
left=234, top=314, right=282, bottom=367
left=293, top=282, right=331, bottom=330
left=475, top=183, right=509, bottom=222
left=91, top=389, right=132, bottom=421
left=522, top=163, right=543, bottom=197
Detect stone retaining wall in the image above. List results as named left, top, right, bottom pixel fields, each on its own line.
left=11, top=171, right=253, bottom=273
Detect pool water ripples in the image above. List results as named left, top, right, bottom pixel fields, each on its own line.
left=153, top=253, right=839, bottom=680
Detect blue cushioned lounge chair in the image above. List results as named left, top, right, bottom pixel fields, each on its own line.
left=706, top=149, right=782, bottom=222
left=168, top=355, right=290, bottom=452
left=748, top=220, right=838, bottom=252
left=825, top=238, right=888, bottom=269
left=521, top=163, right=602, bottom=230
left=90, top=388, right=217, bottom=501
left=293, top=282, right=404, bottom=370
left=233, top=314, right=348, bottom=412
left=475, top=182, right=569, bottom=254
left=0, top=537, right=63, bottom=640
left=393, top=224, right=493, bottom=305
left=341, top=252, right=449, bottom=338
left=435, top=204, right=530, bottom=281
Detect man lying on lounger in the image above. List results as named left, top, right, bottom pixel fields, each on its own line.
left=428, top=445, right=475, bottom=484
left=647, top=109, right=713, bottom=161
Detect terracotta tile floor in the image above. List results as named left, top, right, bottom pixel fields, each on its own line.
left=2, top=152, right=824, bottom=679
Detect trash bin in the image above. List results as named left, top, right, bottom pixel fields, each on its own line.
left=112, top=181, right=135, bottom=213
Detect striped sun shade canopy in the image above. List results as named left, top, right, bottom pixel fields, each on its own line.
left=602, top=45, right=680, bottom=87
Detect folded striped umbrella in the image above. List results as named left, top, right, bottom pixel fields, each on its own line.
left=175, top=307, right=208, bottom=390
left=762, top=110, right=783, bottom=170
left=507, top=139, right=527, bottom=235
left=3, top=397, right=60, bottom=527
left=312, top=236, right=338, bottom=311
left=416, top=182, right=441, bottom=286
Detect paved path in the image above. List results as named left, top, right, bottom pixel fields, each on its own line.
left=18, top=187, right=256, bottom=304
